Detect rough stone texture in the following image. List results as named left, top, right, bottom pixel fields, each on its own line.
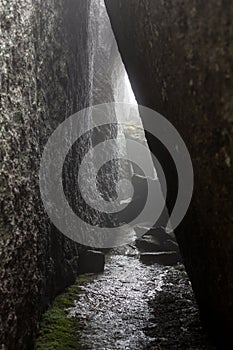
left=0, top=0, right=128, bottom=349
left=105, top=0, right=233, bottom=345
left=0, top=1, right=92, bottom=348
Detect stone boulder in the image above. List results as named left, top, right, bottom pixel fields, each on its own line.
left=136, top=235, right=161, bottom=252
left=78, top=250, right=105, bottom=274
left=136, top=227, right=179, bottom=253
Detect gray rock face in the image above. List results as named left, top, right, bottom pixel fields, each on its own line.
left=105, top=0, right=233, bottom=344
left=1, top=1, right=92, bottom=348
left=0, top=1, right=130, bottom=348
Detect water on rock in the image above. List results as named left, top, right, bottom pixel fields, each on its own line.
left=69, top=250, right=215, bottom=350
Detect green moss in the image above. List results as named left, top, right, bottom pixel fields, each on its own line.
left=35, top=274, right=94, bottom=350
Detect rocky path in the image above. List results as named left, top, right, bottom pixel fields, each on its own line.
left=69, top=251, right=215, bottom=350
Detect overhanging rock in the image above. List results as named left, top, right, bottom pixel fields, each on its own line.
left=105, top=0, right=233, bottom=344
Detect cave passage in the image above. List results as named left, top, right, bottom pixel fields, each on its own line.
left=1, top=0, right=231, bottom=349
left=35, top=2, right=215, bottom=350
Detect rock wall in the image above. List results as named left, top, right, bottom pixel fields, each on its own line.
left=0, top=0, right=128, bottom=348
left=0, top=1, right=92, bottom=348
left=105, top=0, right=233, bottom=345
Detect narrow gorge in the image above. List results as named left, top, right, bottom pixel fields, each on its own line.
left=0, top=1, right=232, bottom=349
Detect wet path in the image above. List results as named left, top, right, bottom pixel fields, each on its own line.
left=70, top=251, right=215, bottom=350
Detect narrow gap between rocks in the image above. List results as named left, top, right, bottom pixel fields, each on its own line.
left=35, top=2, right=215, bottom=350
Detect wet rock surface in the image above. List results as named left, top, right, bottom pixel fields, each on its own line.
left=144, top=267, right=216, bottom=350
left=69, top=252, right=215, bottom=350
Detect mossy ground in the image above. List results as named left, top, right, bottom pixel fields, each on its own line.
left=34, top=275, right=94, bottom=350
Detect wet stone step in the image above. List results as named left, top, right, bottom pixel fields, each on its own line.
left=140, top=251, right=181, bottom=266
